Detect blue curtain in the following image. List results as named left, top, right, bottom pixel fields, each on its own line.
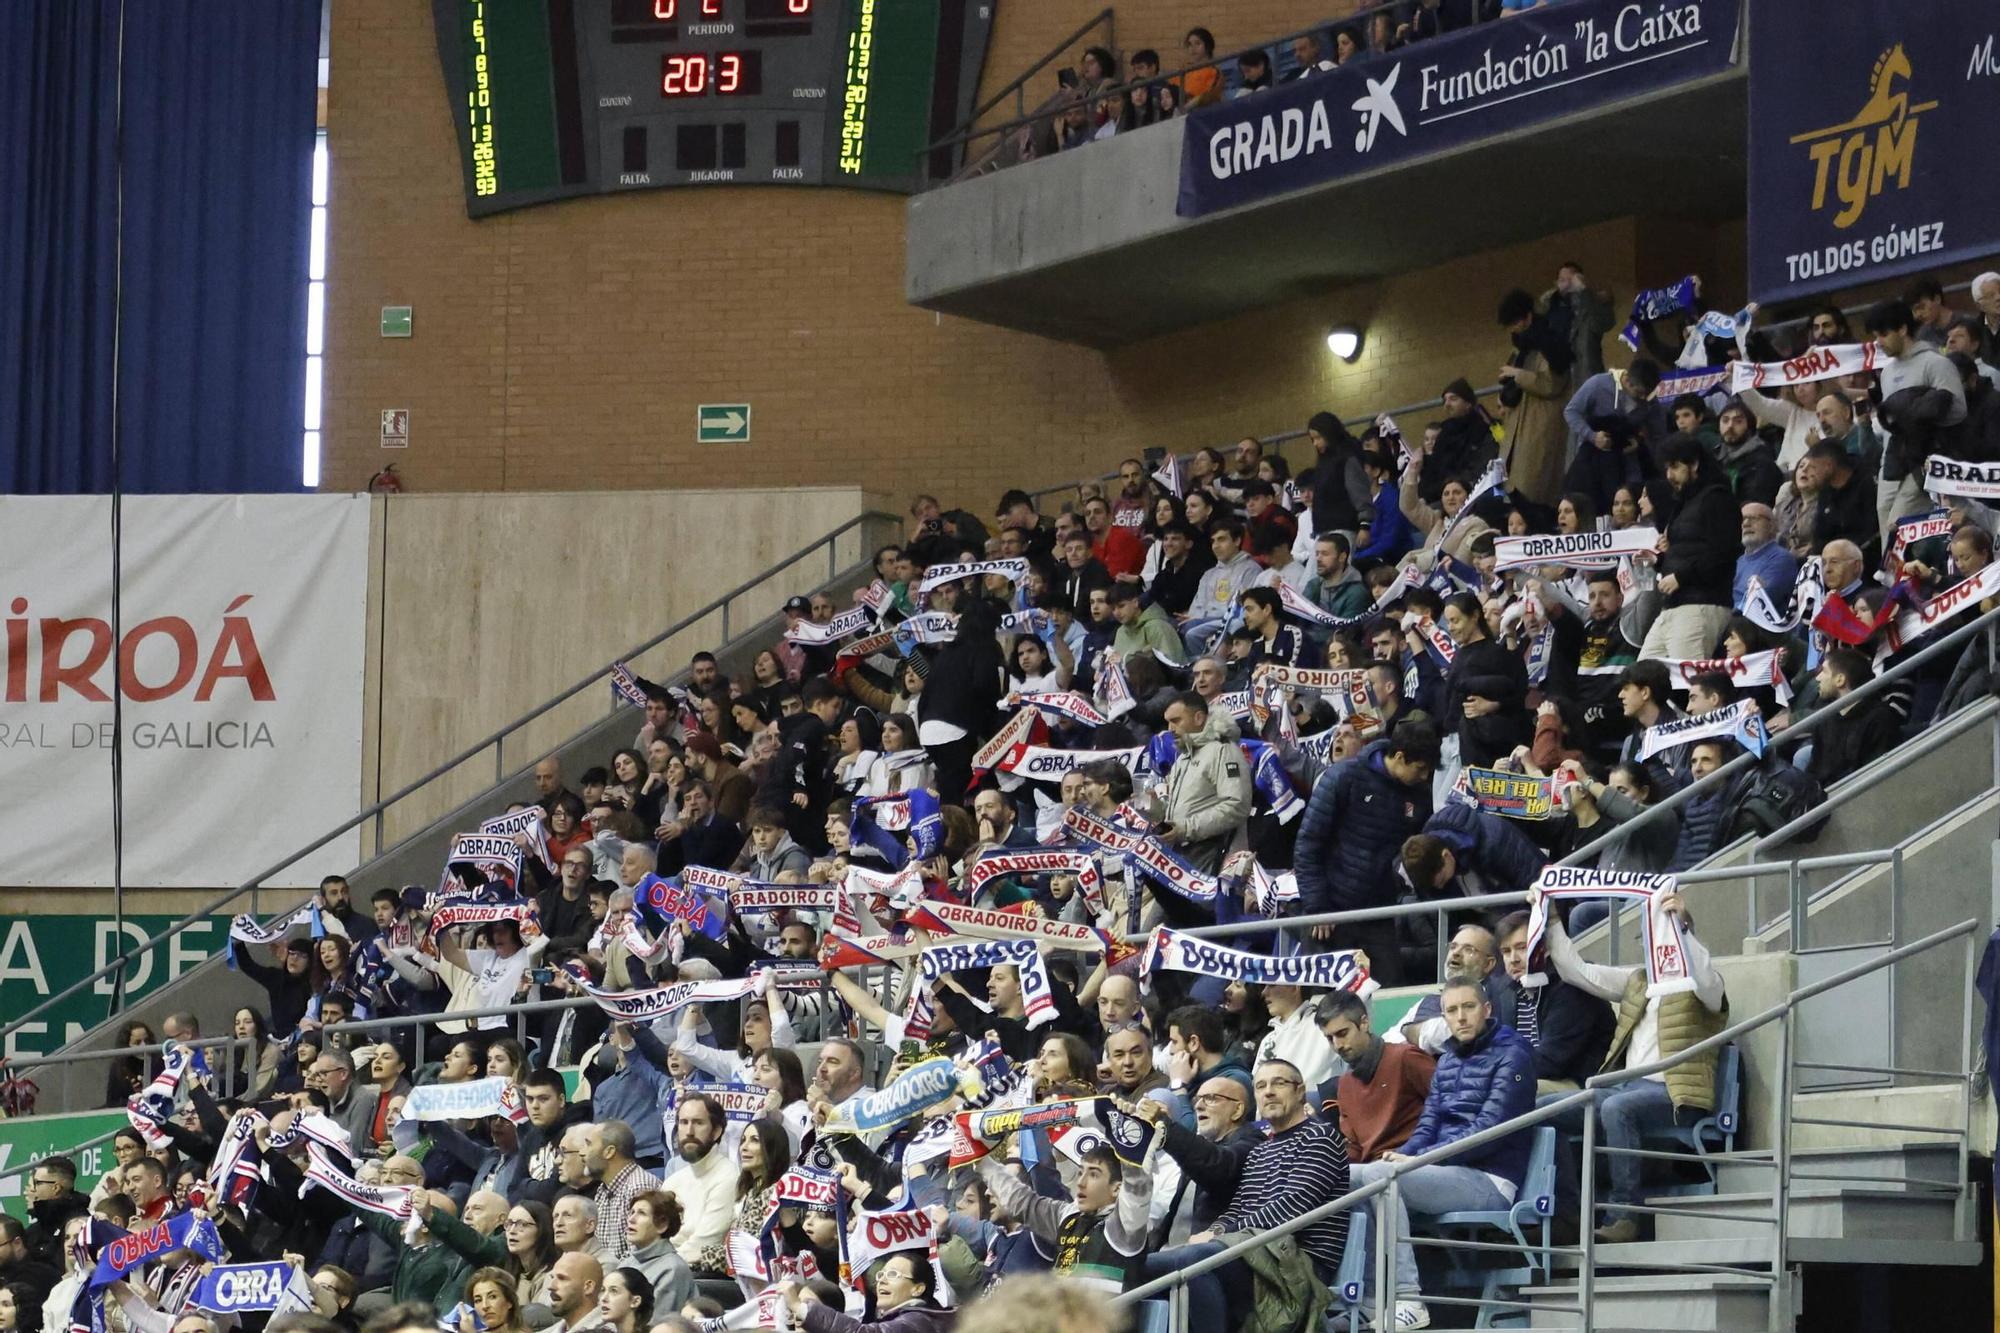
left=0, top=0, right=319, bottom=494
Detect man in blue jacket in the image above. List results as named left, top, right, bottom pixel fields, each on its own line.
left=1349, top=975, right=1536, bottom=1330
left=1293, top=721, right=1441, bottom=985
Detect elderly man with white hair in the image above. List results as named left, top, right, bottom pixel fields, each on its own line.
left=1734, top=502, right=1798, bottom=611
left=1971, top=271, right=2000, bottom=345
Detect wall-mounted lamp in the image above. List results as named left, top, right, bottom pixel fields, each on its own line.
left=1325, top=325, right=1364, bottom=362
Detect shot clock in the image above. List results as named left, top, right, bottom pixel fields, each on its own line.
left=430, top=0, right=995, bottom=217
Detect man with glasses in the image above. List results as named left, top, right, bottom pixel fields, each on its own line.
left=538, top=846, right=600, bottom=953
left=1137, top=1059, right=1350, bottom=1331
left=1128, top=1072, right=1258, bottom=1250
left=307, top=1048, right=377, bottom=1153
left=1348, top=975, right=1535, bottom=1330
left=19, top=1155, right=85, bottom=1269
left=345, top=1163, right=467, bottom=1316
left=0, top=1215, right=61, bottom=1305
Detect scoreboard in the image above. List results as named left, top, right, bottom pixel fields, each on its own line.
left=430, top=0, right=995, bottom=217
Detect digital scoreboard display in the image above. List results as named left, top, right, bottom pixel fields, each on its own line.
left=432, top=0, right=994, bottom=217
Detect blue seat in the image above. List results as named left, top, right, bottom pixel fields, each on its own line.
left=1638, top=1043, right=1740, bottom=1195
left=1326, top=1129, right=1558, bottom=1330
left=1427, top=1126, right=1559, bottom=1327
left=1331, top=1207, right=1370, bottom=1325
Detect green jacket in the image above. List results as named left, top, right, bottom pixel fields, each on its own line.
left=362, top=1210, right=474, bottom=1316
left=1113, top=601, right=1186, bottom=666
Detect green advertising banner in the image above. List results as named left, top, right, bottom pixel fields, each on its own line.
left=0, top=914, right=231, bottom=1064
left=0, top=1109, right=127, bottom=1222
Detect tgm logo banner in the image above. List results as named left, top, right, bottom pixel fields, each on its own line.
left=0, top=496, right=368, bottom=886
left=1176, top=0, right=1740, bottom=217
left=1749, top=4, right=2000, bottom=301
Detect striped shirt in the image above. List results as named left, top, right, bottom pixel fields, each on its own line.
left=1516, top=986, right=1540, bottom=1048
left=1212, top=1116, right=1350, bottom=1269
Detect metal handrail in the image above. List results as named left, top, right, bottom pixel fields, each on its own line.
left=1751, top=688, right=1998, bottom=857
left=1559, top=604, right=2000, bottom=870
left=0, top=509, right=901, bottom=1047
left=1027, top=382, right=1504, bottom=508
left=6, top=849, right=1901, bottom=1088
left=925, top=2, right=1422, bottom=169
left=1114, top=913, right=1980, bottom=1322
left=947, top=8, right=1113, bottom=141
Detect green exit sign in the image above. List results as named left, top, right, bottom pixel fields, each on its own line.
left=380, top=305, right=413, bottom=337
left=697, top=403, right=751, bottom=443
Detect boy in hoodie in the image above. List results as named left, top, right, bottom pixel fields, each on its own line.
left=1182, top=522, right=1267, bottom=656
left=1108, top=582, right=1185, bottom=666
left=976, top=1139, right=1154, bottom=1295
left=740, top=806, right=811, bottom=880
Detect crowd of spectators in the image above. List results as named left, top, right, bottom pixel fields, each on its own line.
left=1001, top=1, right=1600, bottom=166
left=8, top=264, right=2000, bottom=1333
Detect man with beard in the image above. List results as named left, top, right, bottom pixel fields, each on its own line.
left=658, top=1095, right=735, bottom=1269
left=1714, top=400, right=1781, bottom=508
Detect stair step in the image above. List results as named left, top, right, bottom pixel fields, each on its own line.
left=1707, top=1141, right=1961, bottom=1195
left=1641, top=1184, right=1961, bottom=1246
left=1560, top=1233, right=1982, bottom=1269
left=1522, top=1272, right=1777, bottom=1332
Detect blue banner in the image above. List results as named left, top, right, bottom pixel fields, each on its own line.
left=188, top=1262, right=309, bottom=1315
left=1176, top=0, right=1741, bottom=217
left=1748, top=3, right=2000, bottom=302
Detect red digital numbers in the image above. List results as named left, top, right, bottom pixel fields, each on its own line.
left=661, top=52, right=709, bottom=96
left=789, top=0, right=810, bottom=11
left=704, top=0, right=723, bottom=13
left=661, top=50, right=759, bottom=97
left=653, top=0, right=675, bottom=17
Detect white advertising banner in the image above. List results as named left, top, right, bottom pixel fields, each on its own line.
left=0, top=495, right=368, bottom=886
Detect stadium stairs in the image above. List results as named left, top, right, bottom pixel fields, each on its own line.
left=3, top=511, right=901, bottom=1114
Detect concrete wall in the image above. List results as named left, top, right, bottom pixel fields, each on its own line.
left=318, top=0, right=1750, bottom=510
left=8, top=487, right=886, bottom=917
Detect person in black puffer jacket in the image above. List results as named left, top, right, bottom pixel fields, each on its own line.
left=1420, top=377, right=1499, bottom=504
left=1292, top=722, right=1441, bottom=985
left=917, top=575, right=1006, bottom=802
left=1638, top=433, right=1743, bottom=661
left=1306, top=409, right=1371, bottom=542
left=1440, top=593, right=1530, bottom=767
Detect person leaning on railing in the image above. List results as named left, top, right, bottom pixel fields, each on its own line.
left=1529, top=884, right=1726, bottom=1245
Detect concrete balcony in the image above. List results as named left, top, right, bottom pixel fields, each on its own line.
left=907, top=7, right=1748, bottom=348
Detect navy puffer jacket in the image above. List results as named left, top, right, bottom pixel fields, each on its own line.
left=1668, top=785, right=1732, bottom=872
left=1400, top=1020, right=1536, bottom=1188
left=1425, top=801, right=1548, bottom=895
left=1294, top=740, right=1433, bottom=914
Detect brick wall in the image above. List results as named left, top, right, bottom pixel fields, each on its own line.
left=321, top=1, right=1727, bottom=517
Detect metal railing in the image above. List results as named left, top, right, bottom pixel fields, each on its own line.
left=923, top=2, right=1436, bottom=186
left=1027, top=382, right=1504, bottom=513
left=1559, top=603, right=2000, bottom=876
left=0, top=510, right=900, bottom=1050
left=1116, top=915, right=1980, bottom=1333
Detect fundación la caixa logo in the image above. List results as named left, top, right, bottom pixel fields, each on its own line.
left=1788, top=42, right=1937, bottom=229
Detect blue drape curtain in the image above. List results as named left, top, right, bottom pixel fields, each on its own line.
left=0, top=0, right=319, bottom=494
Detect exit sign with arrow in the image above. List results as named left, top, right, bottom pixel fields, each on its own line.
left=697, top=404, right=752, bottom=444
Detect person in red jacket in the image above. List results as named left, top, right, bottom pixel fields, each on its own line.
left=1319, top=989, right=1435, bottom=1164
left=1083, top=495, right=1145, bottom=580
